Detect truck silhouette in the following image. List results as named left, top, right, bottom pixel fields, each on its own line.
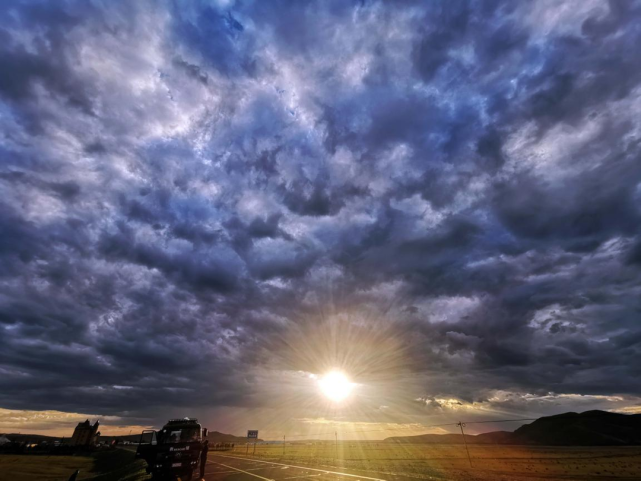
left=136, top=418, right=208, bottom=480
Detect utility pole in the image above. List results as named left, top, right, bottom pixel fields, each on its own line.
left=253, top=442, right=256, bottom=455
left=334, top=431, right=338, bottom=459
left=457, top=422, right=472, bottom=468
left=283, top=435, right=286, bottom=457
left=246, top=442, right=249, bottom=455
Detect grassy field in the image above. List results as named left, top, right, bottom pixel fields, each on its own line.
left=0, top=449, right=149, bottom=481
left=2, top=443, right=640, bottom=480
left=0, top=454, right=94, bottom=481
left=232, top=442, right=641, bottom=480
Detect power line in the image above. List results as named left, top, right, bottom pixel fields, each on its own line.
left=259, top=412, right=619, bottom=441
left=261, top=416, right=539, bottom=440
left=464, top=418, right=538, bottom=424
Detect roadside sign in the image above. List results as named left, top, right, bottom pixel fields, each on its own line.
left=247, top=430, right=258, bottom=439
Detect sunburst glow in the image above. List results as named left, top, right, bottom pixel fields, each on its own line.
left=318, top=371, right=354, bottom=402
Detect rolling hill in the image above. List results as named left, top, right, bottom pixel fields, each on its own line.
left=384, top=410, right=641, bottom=446
left=512, top=410, right=641, bottom=445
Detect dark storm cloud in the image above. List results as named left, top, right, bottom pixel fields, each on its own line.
left=0, top=2, right=99, bottom=134
left=1, top=0, right=641, bottom=427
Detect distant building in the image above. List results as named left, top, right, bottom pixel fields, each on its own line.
left=70, top=420, right=100, bottom=446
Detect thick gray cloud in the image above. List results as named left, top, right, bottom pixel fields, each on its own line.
left=1, top=0, right=641, bottom=431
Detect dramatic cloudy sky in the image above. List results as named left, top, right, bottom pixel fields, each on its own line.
left=1, top=0, right=641, bottom=438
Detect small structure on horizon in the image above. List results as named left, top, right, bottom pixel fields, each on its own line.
left=70, top=420, right=100, bottom=446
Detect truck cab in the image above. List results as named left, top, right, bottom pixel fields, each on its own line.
left=136, top=418, right=208, bottom=480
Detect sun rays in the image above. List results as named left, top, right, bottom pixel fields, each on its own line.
left=318, top=371, right=354, bottom=403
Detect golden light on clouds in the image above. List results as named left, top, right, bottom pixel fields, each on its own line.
left=0, top=408, right=152, bottom=437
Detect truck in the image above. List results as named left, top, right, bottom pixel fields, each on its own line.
left=136, top=418, right=208, bottom=480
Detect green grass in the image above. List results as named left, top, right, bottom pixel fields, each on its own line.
left=0, top=449, right=150, bottom=481
left=0, top=454, right=94, bottom=481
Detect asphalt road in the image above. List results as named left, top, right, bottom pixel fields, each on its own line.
left=203, top=453, right=435, bottom=481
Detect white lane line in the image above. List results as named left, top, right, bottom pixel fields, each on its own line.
left=207, top=464, right=266, bottom=472
left=210, top=461, right=275, bottom=481
left=210, top=454, right=386, bottom=481
left=283, top=474, right=324, bottom=480
left=206, top=468, right=268, bottom=474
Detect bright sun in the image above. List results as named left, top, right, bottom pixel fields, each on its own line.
left=318, top=371, right=354, bottom=402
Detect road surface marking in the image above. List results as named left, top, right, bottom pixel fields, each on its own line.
left=207, top=468, right=268, bottom=474
left=208, top=465, right=266, bottom=472
left=209, top=461, right=275, bottom=481
left=283, top=474, right=325, bottom=480
left=210, top=454, right=386, bottom=481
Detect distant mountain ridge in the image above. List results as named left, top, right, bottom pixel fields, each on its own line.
left=100, top=430, right=261, bottom=444
left=384, top=410, right=641, bottom=446
left=0, top=433, right=62, bottom=444
left=2, top=430, right=260, bottom=444
left=204, top=431, right=263, bottom=443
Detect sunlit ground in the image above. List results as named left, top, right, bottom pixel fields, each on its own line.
left=228, top=442, right=641, bottom=480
